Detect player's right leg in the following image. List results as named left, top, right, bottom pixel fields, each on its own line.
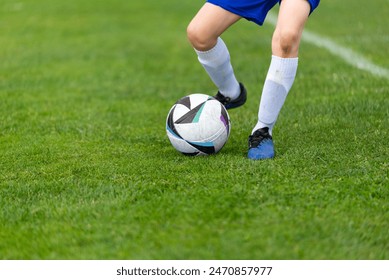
left=187, top=3, right=240, bottom=51
left=187, top=3, right=246, bottom=108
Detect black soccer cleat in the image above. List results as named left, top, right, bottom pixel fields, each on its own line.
left=214, top=82, right=247, bottom=110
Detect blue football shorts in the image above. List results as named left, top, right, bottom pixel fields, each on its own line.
left=206, top=0, right=320, bottom=26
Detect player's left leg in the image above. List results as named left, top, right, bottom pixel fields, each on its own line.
left=248, top=0, right=311, bottom=160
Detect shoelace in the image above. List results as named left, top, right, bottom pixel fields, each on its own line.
left=214, top=92, right=231, bottom=105
left=248, top=128, right=271, bottom=148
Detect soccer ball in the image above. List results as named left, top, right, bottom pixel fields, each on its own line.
left=166, top=94, right=230, bottom=156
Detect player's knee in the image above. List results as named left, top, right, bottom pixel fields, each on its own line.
left=272, top=29, right=300, bottom=57
left=187, top=23, right=215, bottom=51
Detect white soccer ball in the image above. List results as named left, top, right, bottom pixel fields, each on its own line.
left=166, top=94, right=231, bottom=156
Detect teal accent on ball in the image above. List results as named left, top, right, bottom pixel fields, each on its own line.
left=192, top=102, right=206, bottom=123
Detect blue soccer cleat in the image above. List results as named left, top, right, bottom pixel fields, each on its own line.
left=248, top=127, right=275, bottom=160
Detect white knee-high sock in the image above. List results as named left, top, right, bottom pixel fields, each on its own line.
left=252, top=55, right=298, bottom=135
left=195, top=37, right=240, bottom=100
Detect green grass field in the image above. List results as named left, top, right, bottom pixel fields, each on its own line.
left=0, top=0, right=388, bottom=259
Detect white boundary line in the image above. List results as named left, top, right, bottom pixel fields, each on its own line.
left=266, top=13, right=389, bottom=79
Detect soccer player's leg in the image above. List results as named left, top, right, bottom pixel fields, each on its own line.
left=187, top=3, right=240, bottom=51
left=248, top=0, right=311, bottom=160
left=187, top=3, right=246, bottom=109
left=272, top=0, right=311, bottom=58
